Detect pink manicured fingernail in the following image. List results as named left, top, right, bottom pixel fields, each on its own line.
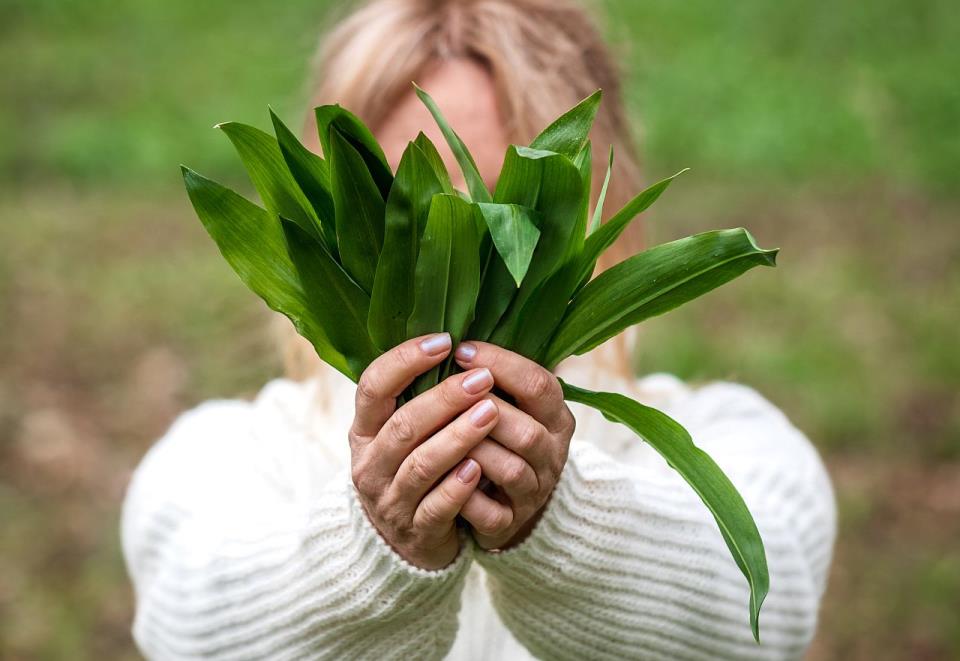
left=457, top=458, right=479, bottom=483
left=462, top=368, right=493, bottom=394
left=419, top=333, right=451, bottom=356
left=455, top=342, right=478, bottom=362
left=470, top=400, right=497, bottom=427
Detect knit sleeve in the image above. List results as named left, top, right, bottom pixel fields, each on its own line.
left=121, top=397, right=472, bottom=660
left=475, top=381, right=836, bottom=660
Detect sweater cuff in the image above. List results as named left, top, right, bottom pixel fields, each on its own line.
left=346, top=478, right=474, bottom=584
left=474, top=440, right=597, bottom=575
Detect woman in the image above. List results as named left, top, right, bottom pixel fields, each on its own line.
left=122, top=0, right=836, bottom=658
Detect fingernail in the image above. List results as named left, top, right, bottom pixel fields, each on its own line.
left=419, top=333, right=451, bottom=356
left=469, top=399, right=497, bottom=427
left=455, top=342, right=478, bottom=362
left=462, top=368, right=493, bottom=395
left=457, top=458, right=479, bottom=483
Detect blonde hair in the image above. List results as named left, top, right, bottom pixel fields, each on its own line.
left=280, top=0, right=643, bottom=379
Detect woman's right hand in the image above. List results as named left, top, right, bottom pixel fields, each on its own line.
left=348, top=333, right=499, bottom=570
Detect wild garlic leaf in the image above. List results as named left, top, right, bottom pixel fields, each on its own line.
left=413, top=131, right=455, bottom=196
left=544, top=229, right=778, bottom=368
left=413, top=83, right=492, bottom=204
left=575, top=169, right=689, bottom=290
left=181, top=166, right=354, bottom=380
left=329, top=125, right=386, bottom=293
left=530, top=89, right=602, bottom=159
left=476, top=203, right=541, bottom=286
left=588, top=146, right=615, bottom=236
left=369, top=142, right=445, bottom=352
left=282, top=219, right=380, bottom=378
left=315, top=104, right=394, bottom=199
left=407, top=194, right=481, bottom=394
left=560, top=380, right=769, bottom=643
left=269, top=109, right=338, bottom=256
left=217, top=122, right=324, bottom=243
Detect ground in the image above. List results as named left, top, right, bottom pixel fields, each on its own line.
left=1, top=0, right=957, bottom=658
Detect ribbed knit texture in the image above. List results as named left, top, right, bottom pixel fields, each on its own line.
left=122, top=361, right=835, bottom=660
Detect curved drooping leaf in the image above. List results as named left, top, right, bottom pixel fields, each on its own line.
left=476, top=203, right=541, bottom=285
left=530, top=89, right=602, bottom=159
left=408, top=194, right=481, bottom=394
left=315, top=104, right=393, bottom=199
left=328, top=126, right=385, bottom=293
left=281, top=219, right=380, bottom=378
left=180, top=166, right=354, bottom=380
left=544, top=229, right=778, bottom=369
left=216, top=122, right=323, bottom=243
left=269, top=109, right=338, bottom=256
left=560, top=380, right=769, bottom=642
left=368, top=142, right=445, bottom=351
left=413, top=83, right=492, bottom=204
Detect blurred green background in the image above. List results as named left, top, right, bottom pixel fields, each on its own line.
left=1, top=0, right=957, bottom=658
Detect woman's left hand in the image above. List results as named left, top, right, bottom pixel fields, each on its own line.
left=453, top=341, right=576, bottom=550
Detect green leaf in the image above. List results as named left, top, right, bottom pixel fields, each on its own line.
left=530, top=89, right=602, bottom=159
left=413, top=83, right=492, bottom=203
left=269, top=109, right=338, bottom=256
left=328, top=125, right=386, bottom=293
left=216, top=122, right=323, bottom=243
left=476, top=203, right=541, bottom=285
left=408, top=194, right=482, bottom=394
left=180, top=166, right=355, bottom=380
left=575, top=169, right=689, bottom=289
left=414, top=131, right=455, bottom=195
left=315, top=105, right=393, bottom=199
left=489, top=149, right=583, bottom=348
left=368, top=142, right=445, bottom=351
left=544, top=229, right=779, bottom=368
left=560, top=380, right=769, bottom=641
left=588, top=146, right=615, bottom=236
left=466, top=145, right=541, bottom=340
left=281, top=219, right=380, bottom=378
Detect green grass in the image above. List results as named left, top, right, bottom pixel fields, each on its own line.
left=1, top=0, right=958, bottom=658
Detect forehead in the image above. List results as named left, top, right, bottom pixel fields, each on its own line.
left=373, top=58, right=509, bottom=190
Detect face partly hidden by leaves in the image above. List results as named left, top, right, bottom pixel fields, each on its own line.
left=182, top=85, right=776, bottom=641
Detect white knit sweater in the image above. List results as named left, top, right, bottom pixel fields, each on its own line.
left=121, top=356, right=836, bottom=660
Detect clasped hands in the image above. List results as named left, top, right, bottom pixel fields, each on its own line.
left=348, top=333, right=575, bottom=570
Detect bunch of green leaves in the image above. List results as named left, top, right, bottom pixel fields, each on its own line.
left=182, top=86, right=776, bottom=640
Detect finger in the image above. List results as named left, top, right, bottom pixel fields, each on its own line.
left=486, top=395, right=553, bottom=474
left=461, top=489, right=514, bottom=542
left=413, top=458, right=482, bottom=533
left=352, top=333, right=452, bottom=438
left=453, top=341, right=566, bottom=431
left=370, top=367, right=495, bottom=476
left=391, top=398, right=499, bottom=504
left=467, top=437, right=538, bottom=503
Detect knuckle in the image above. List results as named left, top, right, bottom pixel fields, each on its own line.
left=406, top=451, right=435, bottom=488
left=515, top=421, right=542, bottom=453
left=418, top=498, right=445, bottom=528
left=450, top=419, right=482, bottom=450
left=525, top=369, right=558, bottom=401
left=476, top=508, right=511, bottom=536
left=389, top=411, right=418, bottom=445
left=393, top=344, right=417, bottom=372
left=355, top=374, right=381, bottom=409
left=439, top=378, right=466, bottom=408
left=503, top=456, right=529, bottom=487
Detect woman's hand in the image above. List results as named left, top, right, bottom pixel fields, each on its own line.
left=453, top=342, right=576, bottom=551
left=349, top=333, right=500, bottom=571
